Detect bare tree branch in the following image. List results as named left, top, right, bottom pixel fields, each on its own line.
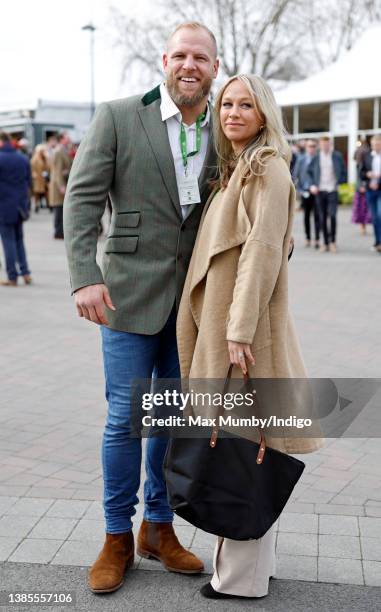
left=107, top=0, right=381, bottom=93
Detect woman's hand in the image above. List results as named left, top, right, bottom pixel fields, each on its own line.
left=228, top=341, right=255, bottom=375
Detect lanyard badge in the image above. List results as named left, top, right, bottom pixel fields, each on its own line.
left=178, top=112, right=205, bottom=206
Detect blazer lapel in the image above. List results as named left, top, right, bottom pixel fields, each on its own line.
left=138, top=100, right=182, bottom=219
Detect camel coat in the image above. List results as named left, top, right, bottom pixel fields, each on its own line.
left=31, top=154, right=49, bottom=194
left=49, top=146, right=72, bottom=206
left=177, top=155, right=324, bottom=455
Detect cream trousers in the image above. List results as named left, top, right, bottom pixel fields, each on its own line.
left=210, top=523, right=276, bottom=597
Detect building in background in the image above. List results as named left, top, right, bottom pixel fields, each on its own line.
left=276, top=27, right=381, bottom=183
left=2, top=26, right=380, bottom=180
left=0, top=99, right=92, bottom=149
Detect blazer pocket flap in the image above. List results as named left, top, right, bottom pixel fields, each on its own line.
left=115, top=212, right=140, bottom=228
left=104, top=236, right=138, bottom=253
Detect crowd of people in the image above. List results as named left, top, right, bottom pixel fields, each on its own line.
left=291, top=135, right=381, bottom=254
left=0, top=131, right=75, bottom=285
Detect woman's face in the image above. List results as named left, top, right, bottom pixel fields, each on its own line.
left=220, top=79, right=264, bottom=153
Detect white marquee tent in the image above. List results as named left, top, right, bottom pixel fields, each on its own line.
left=275, top=27, right=381, bottom=182
left=276, top=26, right=381, bottom=107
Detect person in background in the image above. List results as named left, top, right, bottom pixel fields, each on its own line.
left=0, top=131, right=32, bottom=286
left=49, top=133, right=72, bottom=239
left=360, top=134, right=381, bottom=253
left=44, top=134, right=58, bottom=210
left=352, top=140, right=371, bottom=235
left=292, top=139, right=320, bottom=248
left=17, top=138, right=31, bottom=158
left=31, top=145, right=50, bottom=213
left=290, top=143, right=299, bottom=175
left=45, top=133, right=59, bottom=163
left=308, top=136, right=346, bottom=253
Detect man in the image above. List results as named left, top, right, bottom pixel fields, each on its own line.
left=292, top=138, right=320, bottom=248
left=0, top=131, right=32, bottom=286
left=64, top=22, right=219, bottom=593
left=308, top=136, right=346, bottom=252
left=360, top=134, right=381, bottom=253
left=49, top=133, right=72, bottom=239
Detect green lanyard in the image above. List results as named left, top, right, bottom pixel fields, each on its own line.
left=180, top=112, right=206, bottom=174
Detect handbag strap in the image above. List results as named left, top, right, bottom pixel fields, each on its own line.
left=209, top=364, right=266, bottom=465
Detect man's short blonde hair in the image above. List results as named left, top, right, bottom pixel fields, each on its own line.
left=371, top=134, right=381, bottom=143
left=167, top=22, right=218, bottom=58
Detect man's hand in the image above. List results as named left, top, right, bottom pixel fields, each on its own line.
left=310, top=185, right=319, bottom=195
left=228, top=341, right=255, bottom=375
left=74, top=283, right=116, bottom=325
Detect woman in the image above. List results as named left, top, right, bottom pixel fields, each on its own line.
left=352, top=140, right=371, bottom=234
left=176, top=74, right=323, bottom=599
left=30, top=145, right=49, bottom=213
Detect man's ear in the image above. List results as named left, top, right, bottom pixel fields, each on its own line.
left=213, top=58, right=220, bottom=79
left=162, top=53, right=168, bottom=72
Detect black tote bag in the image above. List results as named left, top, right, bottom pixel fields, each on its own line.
left=164, top=366, right=305, bottom=540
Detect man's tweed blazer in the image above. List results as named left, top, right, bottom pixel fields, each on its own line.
left=63, top=86, right=217, bottom=334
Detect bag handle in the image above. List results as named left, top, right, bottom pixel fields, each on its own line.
left=209, top=364, right=266, bottom=465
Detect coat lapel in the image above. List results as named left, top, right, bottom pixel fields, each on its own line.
left=189, top=163, right=252, bottom=297
left=138, top=98, right=182, bottom=219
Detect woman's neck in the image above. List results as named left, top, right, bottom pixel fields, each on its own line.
left=231, top=141, right=244, bottom=156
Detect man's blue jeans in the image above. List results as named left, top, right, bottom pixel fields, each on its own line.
left=0, top=220, right=30, bottom=281
left=366, top=189, right=381, bottom=246
left=100, top=307, right=179, bottom=534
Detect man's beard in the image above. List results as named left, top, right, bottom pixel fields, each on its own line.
left=166, top=73, right=212, bottom=107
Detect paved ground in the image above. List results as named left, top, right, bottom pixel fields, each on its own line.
left=0, top=206, right=380, bottom=611
left=1, top=564, right=380, bottom=612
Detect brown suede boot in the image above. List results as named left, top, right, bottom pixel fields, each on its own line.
left=137, top=520, right=204, bottom=574
left=88, top=532, right=134, bottom=593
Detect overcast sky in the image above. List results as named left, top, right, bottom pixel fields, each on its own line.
left=1, top=0, right=153, bottom=109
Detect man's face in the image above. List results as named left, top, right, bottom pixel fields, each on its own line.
left=319, top=139, right=331, bottom=153
left=163, top=27, right=219, bottom=108
left=372, top=138, right=381, bottom=153
left=306, top=141, right=317, bottom=155
left=60, top=134, right=71, bottom=148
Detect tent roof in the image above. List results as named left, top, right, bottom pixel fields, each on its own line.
left=275, top=26, right=381, bottom=107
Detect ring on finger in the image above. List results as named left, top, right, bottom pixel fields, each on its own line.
left=238, top=352, right=244, bottom=360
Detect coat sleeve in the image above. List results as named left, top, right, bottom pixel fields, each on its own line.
left=335, top=152, right=347, bottom=184
left=25, top=159, right=32, bottom=189
left=307, top=155, right=317, bottom=185
left=55, top=151, right=67, bottom=190
left=63, top=102, right=117, bottom=293
left=291, top=155, right=301, bottom=190
left=226, top=159, right=290, bottom=345
left=359, top=154, right=370, bottom=183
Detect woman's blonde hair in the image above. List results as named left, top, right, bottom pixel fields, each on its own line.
left=213, top=74, right=291, bottom=188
